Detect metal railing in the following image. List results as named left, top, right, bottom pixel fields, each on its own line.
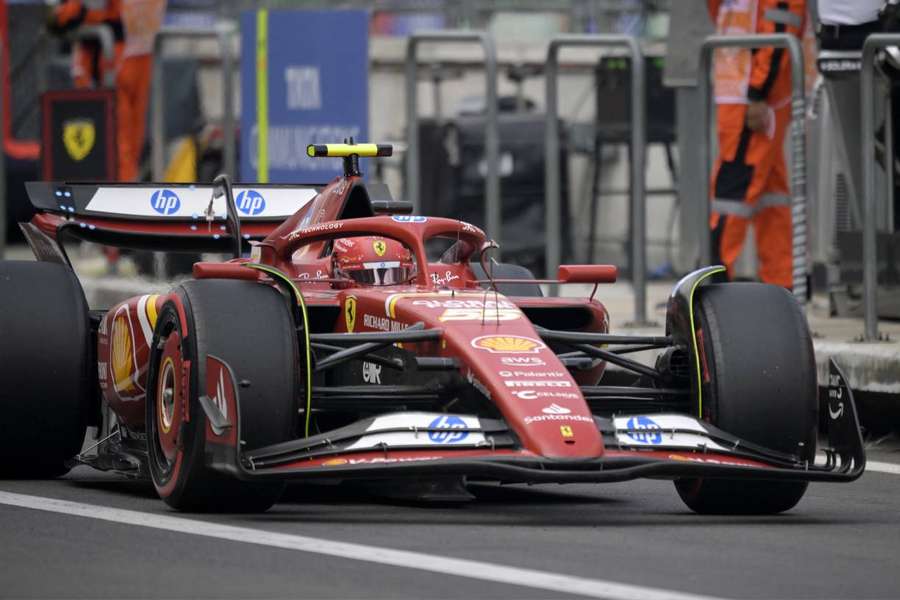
left=405, top=31, right=500, bottom=246
left=697, top=34, right=807, bottom=304
left=151, top=23, right=237, bottom=181
left=860, top=34, right=900, bottom=341
left=70, top=24, right=116, bottom=87
left=545, top=34, right=647, bottom=320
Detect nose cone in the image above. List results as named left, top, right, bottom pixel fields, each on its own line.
left=450, top=329, right=605, bottom=459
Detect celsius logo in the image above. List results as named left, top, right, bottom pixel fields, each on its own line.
left=236, top=189, right=266, bottom=215
left=150, top=189, right=181, bottom=215
left=625, top=416, right=662, bottom=445
left=428, top=415, right=469, bottom=444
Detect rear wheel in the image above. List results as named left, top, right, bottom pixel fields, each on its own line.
left=675, top=283, right=817, bottom=514
left=146, top=279, right=299, bottom=512
left=0, top=261, right=91, bottom=477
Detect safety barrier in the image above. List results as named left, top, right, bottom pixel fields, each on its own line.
left=697, top=34, right=807, bottom=305
left=404, top=31, right=500, bottom=246
left=151, top=23, right=237, bottom=181
left=860, top=34, right=900, bottom=341
left=544, top=34, right=647, bottom=321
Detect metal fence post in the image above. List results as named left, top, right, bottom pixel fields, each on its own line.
left=152, top=24, right=237, bottom=182
left=698, top=34, right=807, bottom=304
left=405, top=32, right=500, bottom=247
left=860, top=34, right=900, bottom=341
left=544, top=34, right=646, bottom=322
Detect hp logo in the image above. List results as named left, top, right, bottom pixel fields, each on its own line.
left=236, top=189, right=266, bottom=216
left=428, top=415, right=469, bottom=444
left=150, top=189, right=181, bottom=215
left=391, top=215, right=427, bottom=223
left=625, top=416, right=662, bottom=445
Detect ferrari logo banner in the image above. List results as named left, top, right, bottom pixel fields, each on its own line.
left=62, top=119, right=96, bottom=162
left=41, top=89, right=116, bottom=181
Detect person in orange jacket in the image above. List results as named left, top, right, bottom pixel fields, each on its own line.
left=707, top=0, right=807, bottom=289
left=49, top=0, right=166, bottom=181
left=47, top=0, right=124, bottom=88
left=115, top=0, right=166, bottom=181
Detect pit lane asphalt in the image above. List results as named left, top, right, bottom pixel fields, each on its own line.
left=1, top=446, right=898, bottom=599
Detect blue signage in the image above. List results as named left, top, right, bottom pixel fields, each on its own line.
left=240, top=10, right=369, bottom=183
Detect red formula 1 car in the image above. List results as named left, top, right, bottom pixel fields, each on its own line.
left=0, top=143, right=864, bottom=514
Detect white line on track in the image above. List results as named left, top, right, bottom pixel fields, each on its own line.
left=0, top=490, right=726, bottom=600
left=866, top=460, right=900, bottom=475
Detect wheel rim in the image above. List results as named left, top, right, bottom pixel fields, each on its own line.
left=158, top=358, right=176, bottom=434
left=151, top=322, right=185, bottom=474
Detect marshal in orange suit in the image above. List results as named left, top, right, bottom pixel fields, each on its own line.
left=707, top=0, right=807, bottom=288
left=50, top=0, right=166, bottom=181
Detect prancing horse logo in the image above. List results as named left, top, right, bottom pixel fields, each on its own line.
left=63, top=119, right=96, bottom=161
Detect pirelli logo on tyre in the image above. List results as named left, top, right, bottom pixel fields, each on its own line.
left=470, top=335, right=546, bottom=354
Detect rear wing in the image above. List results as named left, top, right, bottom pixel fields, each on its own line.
left=23, top=181, right=324, bottom=256
left=26, top=181, right=322, bottom=222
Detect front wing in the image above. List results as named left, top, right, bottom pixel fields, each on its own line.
left=200, top=357, right=865, bottom=485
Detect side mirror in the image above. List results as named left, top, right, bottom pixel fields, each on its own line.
left=557, top=264, right=617, bottom=284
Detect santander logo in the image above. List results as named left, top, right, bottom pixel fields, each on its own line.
left=542, top=403, right=571, bottom=415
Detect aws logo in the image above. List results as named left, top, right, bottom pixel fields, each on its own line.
left=236, top=189, right=266, bottom=216
left=150, top=189, right=181, bottom=215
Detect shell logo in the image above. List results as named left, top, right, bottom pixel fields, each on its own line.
left=471, top=335, right=546, bottom=354
left=111, top=313, right=136, bottom=393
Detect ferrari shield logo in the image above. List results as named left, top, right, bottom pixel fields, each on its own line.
left=62, top=119, right=96, bottom=161
left=373, top=239, right=387, bottom=257
left=344, top=296, right=357, bottom=332
left=560, top=426, right=574, bottom=439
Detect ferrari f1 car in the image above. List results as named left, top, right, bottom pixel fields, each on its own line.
left=0, top=143, right=864, bottom=514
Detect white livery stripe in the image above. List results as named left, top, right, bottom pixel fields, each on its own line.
left=135, top=295, right=154, bottom=344
left=0, top=491, right=726, bottom=600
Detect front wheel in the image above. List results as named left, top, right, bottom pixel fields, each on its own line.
left=675, top=283, right=818, bottom=515
left=146, top=280, right=300, bottom=512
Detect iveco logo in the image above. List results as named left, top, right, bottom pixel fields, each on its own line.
left=150, top=189, right=181, bottom=215
left=236, top=189, right=266, bottom=216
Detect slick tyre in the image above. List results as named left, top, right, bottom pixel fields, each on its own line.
left=675, top=283, right=817, bottom=515
left=147, top=280, right=299, bottom=512
left=0, top=261, right=91, bottom=478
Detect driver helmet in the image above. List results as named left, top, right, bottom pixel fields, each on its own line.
left=332, top=236, right=416, bottom=286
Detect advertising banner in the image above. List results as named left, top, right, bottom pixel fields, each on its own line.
left=240, top=10, right=369, bottom=183
left=41, top=89, right=117, bottom=181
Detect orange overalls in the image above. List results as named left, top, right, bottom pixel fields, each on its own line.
left=50, top=0, right=123, bottom=88
left=50, top=0, right=165, bottom=181
left=116, top=0, right=166, bottom=181
left=708, top=0, right=807, bottom=288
